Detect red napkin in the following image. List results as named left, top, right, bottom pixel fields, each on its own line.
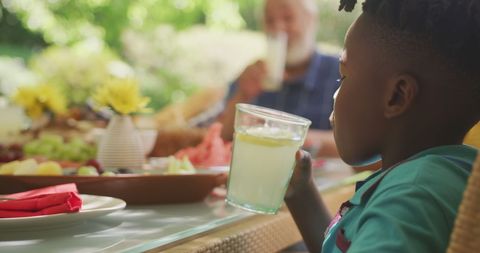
left=0, top=183, right=82, bottom=218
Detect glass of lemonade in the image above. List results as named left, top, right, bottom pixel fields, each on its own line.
left=226, top=103, right=311, bottom=214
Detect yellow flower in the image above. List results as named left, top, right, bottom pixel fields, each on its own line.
left=93, top=79, right=150, bottom=115
left=27, top=104, right=44, bottom=119
left=36, top=84, right=67, bottom=115
left=12, top=84, right=67, bottom=119
left=12, top=86, right=37, bottom=110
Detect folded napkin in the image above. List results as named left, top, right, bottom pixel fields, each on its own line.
left=0, top=183, right=82, bottom=218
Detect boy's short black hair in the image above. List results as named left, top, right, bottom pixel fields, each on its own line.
left=338, top=0, right=480, bottom=105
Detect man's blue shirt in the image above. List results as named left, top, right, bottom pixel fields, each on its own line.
left=227, top=51, right=340, bottom=129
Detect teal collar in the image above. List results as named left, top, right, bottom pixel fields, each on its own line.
left=348, top=145, right=477, bottom=206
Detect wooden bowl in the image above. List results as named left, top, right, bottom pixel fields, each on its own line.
left=0, top=172, right=227, bottom=205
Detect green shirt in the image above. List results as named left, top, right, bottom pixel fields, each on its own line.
left=322, top=145, right=477, bottom=253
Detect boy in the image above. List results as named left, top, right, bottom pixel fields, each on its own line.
left=285, top=0, right=480, bottom=252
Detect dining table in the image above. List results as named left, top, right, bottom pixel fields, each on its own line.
left=0, top=159, right=365, bottom=253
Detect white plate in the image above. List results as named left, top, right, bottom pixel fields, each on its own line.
left=0, top=194, right=126, bottom=230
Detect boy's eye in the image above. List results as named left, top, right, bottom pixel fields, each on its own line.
left=336, top=76, right=346, bottom=84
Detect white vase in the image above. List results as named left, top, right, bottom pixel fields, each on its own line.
left=97, top=115, right=144, bottom=169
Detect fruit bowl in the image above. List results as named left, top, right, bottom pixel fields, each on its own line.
left=0, top=171, right=227, bottom=205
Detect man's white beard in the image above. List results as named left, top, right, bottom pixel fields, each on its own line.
left=286, top=31, right=316, bottom=66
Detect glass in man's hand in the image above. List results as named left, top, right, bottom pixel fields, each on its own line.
left=263, top=32, right=287, bottom=91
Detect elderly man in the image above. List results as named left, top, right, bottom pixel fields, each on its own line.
left=218, top=0, right=340, bottom=157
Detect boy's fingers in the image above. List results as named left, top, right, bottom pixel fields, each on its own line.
left=296, top=150, right=312, bottom=171
left=286, top=150, right=313, bottom=199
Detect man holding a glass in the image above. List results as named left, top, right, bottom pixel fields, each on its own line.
left=218, top=0, right=340, bottom=157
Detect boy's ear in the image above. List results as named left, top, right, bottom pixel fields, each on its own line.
left=383, top=74, right=419, bottom=119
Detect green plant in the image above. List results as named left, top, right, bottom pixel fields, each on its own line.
left=316, top=0, right=361, bottom=46
left=29, top=43, right=129, bottom=106
left=1, top=0, right=357, bottom=113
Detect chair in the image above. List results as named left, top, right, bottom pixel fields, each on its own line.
left=464, top=122, right=480, bottom=148
left=447, top=151, right=480, bottom=253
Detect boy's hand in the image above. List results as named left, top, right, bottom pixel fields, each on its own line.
left=285, top=150, right=331, bottom=253
left=285, top=150, right=315, bottom=199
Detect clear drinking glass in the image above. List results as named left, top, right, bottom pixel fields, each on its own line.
left=263, top=32, right=287, bottom=91
left=226, top=104, right=311, bottom=214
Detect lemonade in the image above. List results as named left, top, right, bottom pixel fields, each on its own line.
left=227, top=127, right=303, bottom=214
left=226, top=104, right=311, bottom=214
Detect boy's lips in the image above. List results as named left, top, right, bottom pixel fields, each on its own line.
left=329, top=112, right=335, bottom=128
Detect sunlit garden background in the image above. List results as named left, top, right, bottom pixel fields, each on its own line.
left=0, top=0, right=359, bottom=113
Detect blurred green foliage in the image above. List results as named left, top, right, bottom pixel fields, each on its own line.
left=0, top=0, right=359, bottom=111
left=0, top=44, right=34, bottom=60
left=0, top=0, right=247, bottom=51
left=316, top=0, right=359, bottom=47
left=141, top=69, right=198, bottom=110
left=1, top=0, right=357, bottom=50
left=0, top=4, right=44, bottom=60
left=29, top=43, right=121, bottom=106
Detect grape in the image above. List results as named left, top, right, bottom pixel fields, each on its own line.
left=165, top=156, right=196, bottom=174
left=77, top=166, right=99, bottom=176
left=101, top=171, right=115, bottom=176
left=69, top=137, right=86, bottom=147
left=37, top=161, right=63, bottom=176
left=0, top=144, right=23, bottom=163
left=11, top=150, right=23, bottom=160
left=9, top=143, right=23, bottom=152
left=0, top=152, right=15, bottom=163
left=23, top=142, right=38, bottom=155
left=41, top=134, right=63, bottom=146
left=22, top=134, right=96, bottom=162
left=37, top=145, right=54, bottom=156
left=182, top=156, right=195, bottom=171
left=85, top=159, right=103, bottom=174
left=76, top=153, right=89, bottom=163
